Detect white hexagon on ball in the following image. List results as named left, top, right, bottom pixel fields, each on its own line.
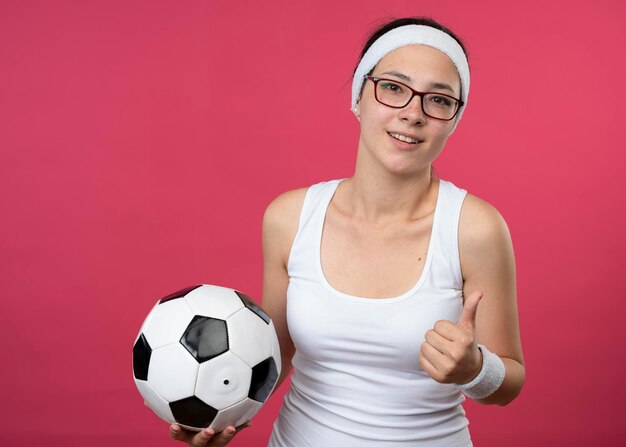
left=184, top=285, right=244, bottom=320
left=227, top=308, right=272, bottom=368
left=142, top=298, right=194, bottom=349
left=148, top=344, right=199, bottom=402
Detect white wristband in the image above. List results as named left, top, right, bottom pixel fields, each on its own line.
left=457, top=344, right=505, bottom=400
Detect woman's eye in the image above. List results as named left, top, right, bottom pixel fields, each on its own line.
left=428, top=95, right=453, bottom=107
left=380, top=82, right=404, bottom=94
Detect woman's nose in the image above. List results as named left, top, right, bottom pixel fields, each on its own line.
left=399, top=95, right=426, bottom=125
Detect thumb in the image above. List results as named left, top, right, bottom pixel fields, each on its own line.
left=458, top=291, right=483, bottom=331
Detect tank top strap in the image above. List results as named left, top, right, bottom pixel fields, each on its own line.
left=287, top=179, right=344, bottom=277
left=299, top=179, right=343, bottom=231
left=430, top=179, right=468, bottom=291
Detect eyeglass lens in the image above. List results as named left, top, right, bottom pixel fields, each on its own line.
left=375, top=79, right=458, bottom=120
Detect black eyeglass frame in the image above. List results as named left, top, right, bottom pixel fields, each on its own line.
left=364, top=75, right=464, bottom=121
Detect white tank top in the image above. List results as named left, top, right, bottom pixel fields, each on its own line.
left=268, top=178, right=472, bottom=447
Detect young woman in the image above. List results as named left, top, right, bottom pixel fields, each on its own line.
left=169, top=16, right=525, bottom=447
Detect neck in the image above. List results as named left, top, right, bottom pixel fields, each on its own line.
left=343, top=166, right=437, bottom=226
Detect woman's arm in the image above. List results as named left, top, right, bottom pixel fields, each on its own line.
left=261, top=188, right=307, bottom=394
left=168, top=190, right=306, bottom=446
left=458, top=194, right=525, bottom=406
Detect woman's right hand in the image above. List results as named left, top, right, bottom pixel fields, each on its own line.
left=169, top=421, right=252, bottom=446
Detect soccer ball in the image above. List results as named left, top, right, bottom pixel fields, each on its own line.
left=132, top=284, right=281, bottom=432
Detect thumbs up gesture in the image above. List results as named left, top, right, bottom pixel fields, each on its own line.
left=418, top=291, right=484, bottom=384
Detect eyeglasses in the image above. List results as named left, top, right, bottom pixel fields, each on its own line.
left=364, top=75, right=464, bottom=121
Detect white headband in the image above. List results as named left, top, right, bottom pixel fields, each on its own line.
left=351, top=24, right=470, bottom=132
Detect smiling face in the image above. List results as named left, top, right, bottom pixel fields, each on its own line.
left=355, top=44, right=462, bottom=176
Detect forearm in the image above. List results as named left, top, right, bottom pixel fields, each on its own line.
left=474, top=356, right=525, bottom=406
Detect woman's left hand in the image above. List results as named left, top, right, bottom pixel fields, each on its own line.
left=419, top=291, right=484, bottom=384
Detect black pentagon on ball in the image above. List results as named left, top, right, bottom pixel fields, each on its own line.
left=159, top=285, right=202, bottom=303
left=180, top=316, right=229, bottom=363
left=249, top=357, right=278, bottom=403
left=170, top=396, right=219, bottom=429
left=132, top=333, right=152, bottom=381
left=235, top=291, right=270, bottom=324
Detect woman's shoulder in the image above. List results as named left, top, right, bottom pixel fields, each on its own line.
left=262, top=182, right=325, bottom=267
left=459, top=191, right=512, bottom=241
left=438, top=179, right=508, bottom=231
left=263, top=178, right=341, bottom=226
left=263, top=186, right=309, bottom=229
left=459, top=191, right=510, bottom=232
left=262, top=183, right=319, bottom=252
left=458, top=191, right=515, bottom=273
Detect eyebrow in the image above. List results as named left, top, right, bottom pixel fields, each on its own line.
left=378, top=71, right=457, bottom=95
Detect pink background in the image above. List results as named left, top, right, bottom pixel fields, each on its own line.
left=1, top=0, right=625, bottom=445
